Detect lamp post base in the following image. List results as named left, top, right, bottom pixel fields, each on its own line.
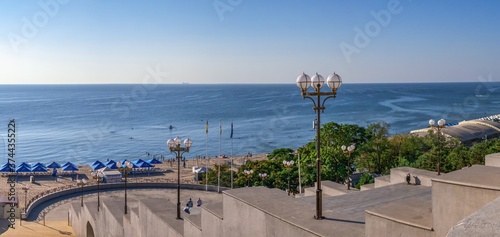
left=315, top=189, right=323, bottom=219
left=176, top=202, right=182, bottom=220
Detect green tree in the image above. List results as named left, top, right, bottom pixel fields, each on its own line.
left=318, top=122, right=367, bottom=182
left=358, top=122, right=391, bottom=174
left=354, top=173, right=374, bottom=189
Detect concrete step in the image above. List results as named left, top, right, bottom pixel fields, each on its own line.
left=374, top=175, right=391, bottom=188
left=365, top=195, right=433, bottom=236
left=360, top=183, right=375, bottom=191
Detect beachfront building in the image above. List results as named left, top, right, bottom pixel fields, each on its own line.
left=410, top=118, right=500, bottom=145
left=68, top=153, right=500, bottom=237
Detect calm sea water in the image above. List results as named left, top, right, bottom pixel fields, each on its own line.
left=1, top=82, right=500, bottom=165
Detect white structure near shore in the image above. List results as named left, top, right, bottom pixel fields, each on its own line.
left=410, top=118, right=500, bottom=144
left=69, top=153, right=500, bottom=237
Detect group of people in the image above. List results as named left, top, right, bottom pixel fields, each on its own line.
left=183, top=198, right=202, bottom=214
left=167, top=158, right=187, bottom=168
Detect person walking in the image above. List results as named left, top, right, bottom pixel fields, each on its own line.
left=197, top=198, right=202, bottom=207
left=187, top=198, right=193, bottom=208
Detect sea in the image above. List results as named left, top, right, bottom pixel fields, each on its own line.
left=1, top=82, right=500, bottom=166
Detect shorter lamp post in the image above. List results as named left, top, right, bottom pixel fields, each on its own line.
left=244, top=169, right=253, bottom=187
left=258, top=173, right=267, bottom=186
left=91, top=171, right=104, bottom=212
left=76, top=178, right=88, bottom=207
left=21, top=184, right=30, bottom=222
left=283, top=160, right=295, bottom=196
left=21, top=184, right=30, bottom=212
left=341, top=144, right=355, bottom=190
left=117, top=161, right=133, bottom=214
left=167, top=136, right=192, bottom=220
left=429, top=119, right=446, bottom=175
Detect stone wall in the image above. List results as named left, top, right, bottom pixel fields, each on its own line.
left=222, top=192, right=320, bottom=237
left=365, top=213, right=432, bottom=237
left=432, top=181, right=500, bottom=237
left=390, top=167, right=436, bottom=187
left=201, top=204, right=223, bottom=237
left=485, top=153, right=500, bottom=167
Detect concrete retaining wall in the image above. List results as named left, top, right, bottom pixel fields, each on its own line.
left=374, top=175, right=391, bottom=188
left=432, top=181, right=500, bottom=237
left=365, top=212, right=433, bottom=237
left=138, top=201, right=182, bottom=237
left=391, top=167, right=436, bottom=187
left=69, top=204, right=82, bottom=237
left=124, top=207, right=141, bottom=237
left=201, top=206, right=223, bottom=237
left=360, top=183, right=375, bottom=191
left=222, top=193, right=320, bottom=237
left=184, top=216, right=202, bottom=237
left=485, top=153, right=500, bottom=167
left=26, top=182, right=226, bottom=219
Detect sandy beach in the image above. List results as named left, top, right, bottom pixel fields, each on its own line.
left=0, top=154, right=268, bottom=213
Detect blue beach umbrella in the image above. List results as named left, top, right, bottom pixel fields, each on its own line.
left=135, top=159, right=148, bottom=164
left=106, top=160, right=116, bottom=166
left=16, top=166, right=31, bottom=172
left=92, top=163, right=106, bottom=170
left=135, top=161, right=153, bottom=168
left=106, top=162, right=118, bottom=170
left=34, top=162, right=46, bottom=168
left=47, top=162, right=61, bottom=169
left=19, top=162, right=31, bottom=168
left=0, top=165, right=14, bottom=172
left=31, top=165, right=48, bottom=173
left=62, top=162, right=77, bottom=168
left=62, top=165, right=78, bottom=171
left=92, top=160, right=104, bottom=166
left=147, top=158, right=162, bottom=164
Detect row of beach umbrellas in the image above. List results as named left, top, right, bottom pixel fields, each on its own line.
left=91, top=158, right=162, bottom=171
left=0, top=161, right=79, bottom=173
left=0, top=157, right=162, bottom=173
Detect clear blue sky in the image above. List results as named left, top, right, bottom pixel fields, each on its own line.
left=1, top=0, right=499, bottom=84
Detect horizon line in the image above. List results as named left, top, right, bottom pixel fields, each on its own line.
left=0, top=81, right=495, bottom=86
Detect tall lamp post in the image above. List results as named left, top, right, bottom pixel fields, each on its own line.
left=283, top=160, right=295, bottom=196
left=341, top=144, right=355, bottom=190
left=296, top=72, right=342, bottom=219
left=91, top=171, right=104, bottom=212
left=244, top=169, right=253, bottom=187
left=429, top=119, right=446, bottom=175
left=117, top=161, right=133, bottom=214
left=167, top=136, right=192, bottom=220
left=76, top=178, right=88, bottom=207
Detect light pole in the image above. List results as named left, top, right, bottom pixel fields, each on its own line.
left=91, top=171, right=104, bottom=212
left=76, top=178, right=88, bottom=207
left=167, top=136, right=192, bottom=220
left=296, top=72, right=342, bottom=219
left=117, top=161, right=133, bottom=214
left=21, top=184, right=30, bottom=212
left=297, top=149, right=302, bottom=194
left=283, top=160, right=295, bottom=196
left=341, top=144, right=355, bottom=190
left=244, top=169, right=253, bottom=187
left=258, top=172, right=267, bottom=186
left=429, top=119, right=446, bottom=175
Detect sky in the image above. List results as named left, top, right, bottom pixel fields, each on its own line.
left=1, top=0, right=500, bottom=84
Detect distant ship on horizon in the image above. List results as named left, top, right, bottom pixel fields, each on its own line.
left=181, top=82, right=190, bottom=85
